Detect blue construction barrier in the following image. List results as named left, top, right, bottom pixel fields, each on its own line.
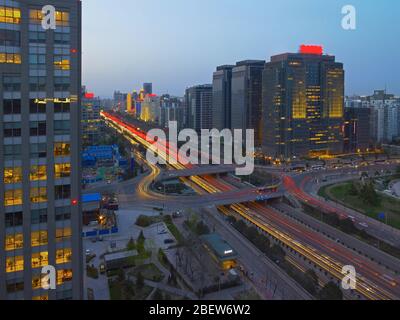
left=82, top=227, right=119, bottom=238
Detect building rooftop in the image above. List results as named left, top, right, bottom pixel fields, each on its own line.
left=82, top=193, right=101, bottom=203
left=104, top=250, right=138, bottom=263
left=201, top=233, right=237, bottom=260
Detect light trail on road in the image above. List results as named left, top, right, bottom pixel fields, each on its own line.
left=101, top=111, right=400, bottom=300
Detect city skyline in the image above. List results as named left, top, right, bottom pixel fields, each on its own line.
left=82, top=0, right=400, bottom=98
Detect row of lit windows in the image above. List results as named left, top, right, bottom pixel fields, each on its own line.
left=0, top=6, right=21, bottom=24
left=5, top=228, right=72, bottom=251
left=31, top=269, right=72, bottom=290
left=4, top=184, right=71, bottom=206
left=0, top=53, right=21, bottom=64
left=29, top=9, right=70, bottom=26
left=6, top=248, right=72, bottom=273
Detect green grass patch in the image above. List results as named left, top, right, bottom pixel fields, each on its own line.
left=323, top=182, right=400, bottom=230
left=163, top=216, right=184, bottom=244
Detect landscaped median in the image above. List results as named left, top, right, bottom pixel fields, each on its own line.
left=319, top=180, right=400, bottom=230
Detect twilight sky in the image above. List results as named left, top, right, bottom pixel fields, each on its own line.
left=82, top=0, right=400, bottom=98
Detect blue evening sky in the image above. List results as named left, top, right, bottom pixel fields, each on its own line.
left=82, top=0, right=400, bottom=98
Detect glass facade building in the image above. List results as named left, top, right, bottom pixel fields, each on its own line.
left=262, top=50, right=345, bottom=159
left=0, top=0, right=82, bottom=300
left=231, top=60, right=265, bottom=147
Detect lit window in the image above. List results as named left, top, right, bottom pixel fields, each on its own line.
left=32, top=295, right=48, bottom=301
left=30, top=187, right=47, bottom=203
left=30, top=9, right=69, bottom=26
left=4, top=167, right=22, bottom=184
left=56, top=228, right=72, bottom=242
left=31, top=252, right=48, bottom=269
left=30, top=165, right=47, bottom=181
left=0, top=6, right=21, bottom=24
left=54, top=143, right=70, bottom=157
left=31, top=231, right=48, bottom=247
left=4, top=189, right=23, bottom=206
left=6, top=256, right=24, bottom=273
left=56, top=248, right=72, bottom=264
left=0, top=53, right=21, bottom=64
left=55, top=163, right=71, bottom=178
left=57, top=269, right=72, bottom=285
left=5, top=233, right=23, bottom=251
left=54, top=57, right=70, bottom=70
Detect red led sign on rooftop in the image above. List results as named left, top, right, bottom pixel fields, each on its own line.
left=85, top=92, right=95, bottom=99
left=299, top=45, right=323, bottom=55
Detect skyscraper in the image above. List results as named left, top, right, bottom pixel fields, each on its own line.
left=262, top=46, right=345, bottom=159
left=0, top=0, right=83, bottom=300
left=231, top=60, right=265, bottom=146
left=143, top=82, right=153, bottom=96
left=212, top=65, right=234, bottom=130
left=344, top=107, right=371, bottom=153
left=184, top=84, right=213, bottom=133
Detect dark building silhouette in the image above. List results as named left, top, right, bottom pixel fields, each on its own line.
left=212, top=65, right=235, bottom=130
left=143, top=83, right=153, bottom=96
left=231, top=60, right=265, bottom=147
left=344, top=107, right=371, bottom=153
left=184, top=85, right=213, bottom=132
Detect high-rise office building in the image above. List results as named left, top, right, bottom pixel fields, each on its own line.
left=113, top=90, right=127, bottom=112
left=184, top=84, right=213, bottom=133
left=344, top=107, right=371, bottom=153
left=143, top=82, right=152, bottom=96
left=0, top=0, right=83, bottom=300
left=82, top=90, right=102, bottom=146
left=212, top=65, right=234, bottom=130
left=262, top=45, right=345, bottom=159
left=231, top=60, right=265, bottom=146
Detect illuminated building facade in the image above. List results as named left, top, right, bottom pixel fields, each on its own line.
left=262, top=46, right=345, bottom=159
left=0, top=0, right=83, bottom=300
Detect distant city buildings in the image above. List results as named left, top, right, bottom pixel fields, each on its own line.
left=345, top=90, right=400, bottom=145
left=81, top=89, right=103, bottom=146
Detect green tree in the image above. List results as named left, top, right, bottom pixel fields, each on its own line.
left=196, top=221, right=210, bottom=235
left=318, top=282, right=343, bottom=300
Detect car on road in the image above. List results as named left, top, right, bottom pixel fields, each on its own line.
left=359, top=222, right=369, bottom=228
